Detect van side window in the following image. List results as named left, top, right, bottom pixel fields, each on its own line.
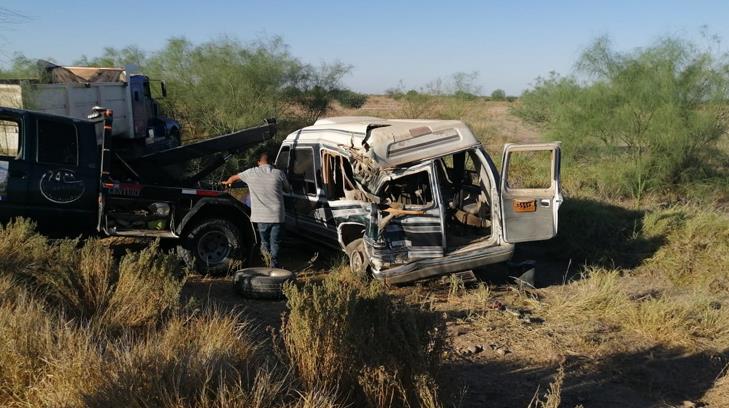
left=0, top=119, right=21, bottom=158
left=37, top=118, right=78, bottom=166
left=276, top=145, right=290, bottom=170
left=321, top=150, right=358, bottom=200
left=504, top=150, right=552, bottom=189
left=290, top=147, right=316, bottom=196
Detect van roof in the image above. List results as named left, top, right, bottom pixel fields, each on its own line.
left=286, top=116, right=482, bottom=168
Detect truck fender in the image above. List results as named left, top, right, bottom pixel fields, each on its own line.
left=176, top=197, right=257, bottom=247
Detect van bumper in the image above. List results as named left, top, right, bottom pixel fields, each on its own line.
left=371, top=243, right=515, bottom=284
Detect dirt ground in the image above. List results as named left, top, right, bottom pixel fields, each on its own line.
left=179, top=99, right=724, bottom=407
left=181, top=240, right=722, bottom=408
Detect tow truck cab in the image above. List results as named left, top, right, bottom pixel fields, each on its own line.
left=0, top=107, right=276, bottom=274
left=0, top=108, right=98, bottom=233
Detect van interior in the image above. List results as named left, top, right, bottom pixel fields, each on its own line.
left=380, top=171, right=433, bottom=206
left=436, top=149, right=493, bottom=250
left=320, top=147, right=493, bottom=253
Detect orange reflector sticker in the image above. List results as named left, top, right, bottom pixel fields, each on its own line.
left=513, top=200, right=537, bottom=213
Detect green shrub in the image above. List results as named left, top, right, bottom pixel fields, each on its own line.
left=515, top=36, right=729, bottom=200
left=399, top=91, right=435, bottom=118
left=334, top=89, right=368, bottom=109
left=453, top=90, right=478, bottom=101
left=490, top=89, right=506, bottom=101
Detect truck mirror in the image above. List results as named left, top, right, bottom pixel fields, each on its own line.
left=160, top=81, right=167, bottom=98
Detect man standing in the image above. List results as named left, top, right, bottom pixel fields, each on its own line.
left=224, top=152, right=290, bottom=268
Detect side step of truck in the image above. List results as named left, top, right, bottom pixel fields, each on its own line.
left=109, top=229, right=178, bottom=238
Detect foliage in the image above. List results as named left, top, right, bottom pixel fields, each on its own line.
left=515, top=36, right=729, bottom=199
left=0, top=53, right=44, bottom=79
left=490, top=88, right=506, bottom=101
left=333, top=89, right=368, bottom=109
left=74, top=46, right=147, bottom=68
left=450, top=71, right=482, bottom=99
left=398, top=90, right=436, bottom=118
left=2, top=36, right=354, bottom=147
left=284, top=62, right=353, bottom=124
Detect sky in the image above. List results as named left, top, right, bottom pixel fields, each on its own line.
left=0, top=1, right=727, bottom=95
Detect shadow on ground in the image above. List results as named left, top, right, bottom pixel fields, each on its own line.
left=473, top=197, right=669, bottom=288
left=445, top=346, right=727, bottom=408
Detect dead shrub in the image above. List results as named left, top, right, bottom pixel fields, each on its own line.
left=281, top=275, right=446, bottom=407
left=0, top=219, right=184, bottom=333
left=98, top=242, right=184, bottom=333
left=0, top=218, right=51, bottom=271
left=0, top=291, right=103, bottom=407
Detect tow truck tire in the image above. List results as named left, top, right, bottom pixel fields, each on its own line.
left=234, top=268, right=295, bottom=299
left=177, top=218, right=242, bottom=276
left=345, top=238, right=369, bottom=278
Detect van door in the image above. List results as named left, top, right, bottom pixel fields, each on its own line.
left=285, top=145, right=339, bottom=246
left=0, top=112, right=28, bottom=223
left=366, top=162, right=445, bottom=267
left=499, top=143, right=562, bottom=243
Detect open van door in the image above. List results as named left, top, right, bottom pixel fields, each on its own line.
left=500, top=143, right=562, bottom=243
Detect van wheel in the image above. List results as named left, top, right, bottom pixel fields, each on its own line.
left=345, top=238, right=369, bottom=278
left=177, top=218, right=242, bottom=275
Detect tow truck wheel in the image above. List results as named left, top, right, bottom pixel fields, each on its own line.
left=177, top=218, right=242, bottom=275
left=345, top=238, right=369, bottom=279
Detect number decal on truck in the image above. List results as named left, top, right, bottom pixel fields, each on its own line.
left=39, top=169, right=85, bottom=204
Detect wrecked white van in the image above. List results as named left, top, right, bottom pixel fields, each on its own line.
left=275, top=117, right=562, bottom=284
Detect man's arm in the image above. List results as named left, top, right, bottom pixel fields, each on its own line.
left=223, top=173, right=243, bottom=186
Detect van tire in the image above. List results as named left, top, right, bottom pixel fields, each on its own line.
left=177, top=218, right=242, bottom=276
left=346, top=238, right=369, bottom=278
left=235, top=268, right=295, bottom=299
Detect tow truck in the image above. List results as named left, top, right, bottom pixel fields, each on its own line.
left=0, top=107, right=275, bottom=274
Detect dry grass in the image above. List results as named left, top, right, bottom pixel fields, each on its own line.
left=330, top=95, right=539, bottom=149
left=538, top=205, right=729, bottom=353
left=0, top=220, right=453, bottom=407
left=0, top=289, right=103, bottom=406
left=528, top=365, right=565, bottom=408
left=0, top=219, right=183, bottom=334
left=282, top=267, right=447, bottom=407
left=0, top=219, right=290, bottom=407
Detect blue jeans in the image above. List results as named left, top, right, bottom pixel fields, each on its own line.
left=257, top=223, right=282, bottom=268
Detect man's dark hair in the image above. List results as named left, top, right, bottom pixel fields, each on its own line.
left=258, top=151, right=270, bottom=163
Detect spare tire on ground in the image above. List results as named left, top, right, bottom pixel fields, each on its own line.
left=234, top=267, right=295, bottom=299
